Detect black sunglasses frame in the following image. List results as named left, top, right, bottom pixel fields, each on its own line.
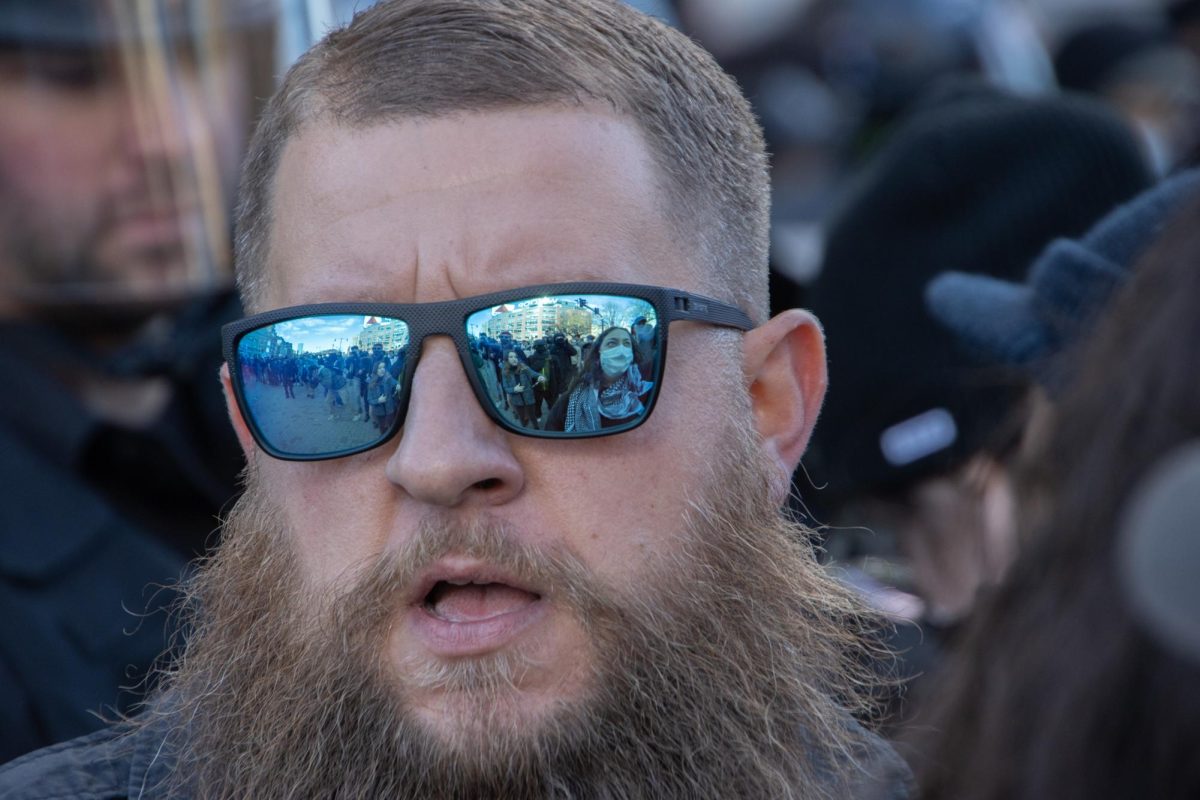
left=222, top=281, right=753, bottom=461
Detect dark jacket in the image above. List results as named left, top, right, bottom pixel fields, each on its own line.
left=0, top=299, right=243, bottom=764
left=0, top=714, right=175, bottom=799
left=0, top=708, right=913, bottom=799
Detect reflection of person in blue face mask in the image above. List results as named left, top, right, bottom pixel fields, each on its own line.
left=548, top=326, right=654, bottom=432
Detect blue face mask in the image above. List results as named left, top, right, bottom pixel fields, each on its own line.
left=599, top=344, right=633, bottom=377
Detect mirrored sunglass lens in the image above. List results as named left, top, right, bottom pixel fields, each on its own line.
left=236, top=314, right=410, bottom=457
left=465, top=294, right=659, bottom=434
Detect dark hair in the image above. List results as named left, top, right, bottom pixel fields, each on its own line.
left=233, top=0, right=768, bottom=319
left=914, top=196, right=1200, bottom=799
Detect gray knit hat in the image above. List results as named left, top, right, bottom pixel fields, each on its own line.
left=925, top=168, right=1200, bottom=391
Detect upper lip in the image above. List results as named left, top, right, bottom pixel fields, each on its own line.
left=407, top=557, right=543, bottom=607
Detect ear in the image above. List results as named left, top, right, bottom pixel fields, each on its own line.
left=742, top=309, right=827, bottom=505
left=219, top=362, right=258, bottom=460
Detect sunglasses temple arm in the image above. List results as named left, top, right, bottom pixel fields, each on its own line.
left=668, top=295, right=753, bottom=331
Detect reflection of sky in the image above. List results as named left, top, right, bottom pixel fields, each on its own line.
left=466, top=294, right=657, bottom=336
left=275, top=315, right=369, bottom=352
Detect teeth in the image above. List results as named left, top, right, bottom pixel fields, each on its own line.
left=445, top=579, right=473, bottom=586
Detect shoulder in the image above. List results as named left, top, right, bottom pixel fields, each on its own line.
left=0, top=726, right=133, bottom=800
left=0, top=710, right=179, bottom=800
left=839, top=724, right=915, bottom=800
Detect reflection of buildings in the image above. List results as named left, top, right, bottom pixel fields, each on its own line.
left=357, top=316, right=409, bottom=352
left=482, top=299, right=601, bottom=340
left=241, top=325, right=294, bottom=358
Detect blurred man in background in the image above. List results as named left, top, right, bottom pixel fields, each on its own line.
left=0, top=0, right=274, bottom=762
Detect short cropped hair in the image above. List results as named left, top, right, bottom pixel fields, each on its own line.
left=234, top=0, right=770, bottom=320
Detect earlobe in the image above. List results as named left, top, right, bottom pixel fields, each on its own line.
left=220, top=362, right=258, bottom=460
left=742, top=309, right=828, bottom=504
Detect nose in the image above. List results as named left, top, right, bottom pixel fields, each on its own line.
left=385, top=338, right=525, bottom=507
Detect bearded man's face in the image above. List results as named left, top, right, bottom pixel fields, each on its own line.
left=180, top=108, right=872, bottom=796
left=161, top=414, right=877, bottom=798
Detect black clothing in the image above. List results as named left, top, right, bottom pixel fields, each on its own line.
left=545, top=340, right=575, bottom=402
left=0, top=294, right=244, bottom=764
left=0, top=701, right=912, bottom=799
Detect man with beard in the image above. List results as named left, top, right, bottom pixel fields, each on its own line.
left=0, top=1, right=911, bottom=797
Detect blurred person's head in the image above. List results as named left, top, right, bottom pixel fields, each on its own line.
left=143, top=1, right=909, bottom=797
left=808, top=80, right=1151, bottom=622
left=925, top=167, right=1200, bottom=542
left=0, top=0, right=274, bottom=326
left=915, top=188, right=1200, bottom=800
left=1169, top=0, right=1200, bottom=61
left=926, top=168, right=1200, bottom=392
left=1054, top=19, right=1200, bottom=177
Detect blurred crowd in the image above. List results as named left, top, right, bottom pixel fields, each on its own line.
left=1, top=0, right=1198, bottom=795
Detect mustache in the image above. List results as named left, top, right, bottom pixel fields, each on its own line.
left=319, top=514, right=612, bottom=633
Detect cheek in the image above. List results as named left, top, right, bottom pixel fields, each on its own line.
left=655, top=333, right=747, bottom=456
left=0, top=92, right=118, bottom=206
left=518, top=339, right=745, bottom=584
left=259, top=453, right=397, bottom=586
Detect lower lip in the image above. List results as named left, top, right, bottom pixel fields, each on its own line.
left=407, top=596, right=548, bottom=657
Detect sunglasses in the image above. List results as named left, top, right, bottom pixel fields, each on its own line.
left=222, top=282, right=753, bottom=461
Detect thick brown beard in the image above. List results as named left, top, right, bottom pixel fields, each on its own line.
left=139, top=415, right=887, bottom=799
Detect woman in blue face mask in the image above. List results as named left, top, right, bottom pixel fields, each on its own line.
left=547, top=326, right=655, bottom=433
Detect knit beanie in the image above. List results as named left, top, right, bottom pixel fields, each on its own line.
left=806, top=80, right=1151, bottom=508
left=925, top=167, right=1200, bottom=393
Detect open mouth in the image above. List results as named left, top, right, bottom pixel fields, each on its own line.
left=406, top=560, right=551, bottom=655
left=423, top=579, right=542, bottom=623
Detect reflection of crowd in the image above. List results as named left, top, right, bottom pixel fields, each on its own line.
left=243, top=343, right=408, bottom=430
left=469, top=320, right=656, bottom=433
left=469, top=330, right=577, bottom=430
left=244, top=318, right=659, bottom=436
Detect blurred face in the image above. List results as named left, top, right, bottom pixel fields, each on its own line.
left=251, top=107, right=746, bottom=738
left=0, top=32, right=249, bottom=315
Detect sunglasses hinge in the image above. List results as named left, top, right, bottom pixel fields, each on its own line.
left=673, top=295, right=708, bottom=314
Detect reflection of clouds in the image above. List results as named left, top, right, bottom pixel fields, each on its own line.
left=279, top=315, right=362, bottom=335
left=276, top=315, right=370, bottom=351
left=466, top=294, right=657, bottom=337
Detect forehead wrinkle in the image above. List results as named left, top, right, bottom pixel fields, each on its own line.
left=268, top=108, right=697, bottom=308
